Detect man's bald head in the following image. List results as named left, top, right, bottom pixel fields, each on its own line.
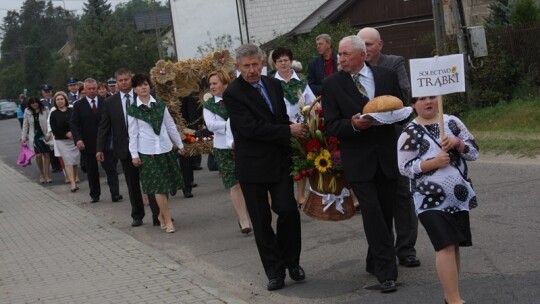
left=357, top=27, right=383, bottom=65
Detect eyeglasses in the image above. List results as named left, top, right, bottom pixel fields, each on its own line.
left=275, top=58, right=291, bottom=64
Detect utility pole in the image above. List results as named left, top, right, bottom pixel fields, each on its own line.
left=450, top=0, right=472, bottom=103
left=151, top=0, right=164, bottom=59
left=432, top=0, right=446, bottom=55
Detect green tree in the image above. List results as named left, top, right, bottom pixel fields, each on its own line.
left=484, top=0, right=511, bottom=28
left=510, top=0, right=540, bottom=26
left=73, top=0, right=163, bottom=80
left=0, top=0, right=74, bottom=98
left=73, top=0, right=114, bottom=80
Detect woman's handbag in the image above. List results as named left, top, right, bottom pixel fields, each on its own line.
left=17, top=142, right=35, bottom=167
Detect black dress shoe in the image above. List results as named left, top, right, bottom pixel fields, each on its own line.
left=112, top=194, right=123, bottom=202
left=192, top=166, right=203, bottom=171
left=399, top=255, right=421, bottom=267
left=131, top=219, right=143, bottom=227
left=380, top=280, right=397, bottom=293
left=183, top=190, right=193, bottom=198
left=267, top=277, right=285, bottom=291
left=288, top=265, right=306, bottom=282
left=190, top=182, right=198, bottom=188
left=90, top=197, right=99, bottom=203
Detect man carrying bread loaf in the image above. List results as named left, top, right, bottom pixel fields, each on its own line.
left=358, top=27, right=421, bottom=269
left=322, top=35, right=405, bottom=293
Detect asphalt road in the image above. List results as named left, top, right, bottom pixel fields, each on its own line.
left=2, top=117, right=539, bottom=303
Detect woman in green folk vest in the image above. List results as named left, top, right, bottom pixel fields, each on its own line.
left=203, top=70, right=251, bottom=234
left=272, top=47, right=316, bottom=206
left=127, top=73, right=185, bottom=233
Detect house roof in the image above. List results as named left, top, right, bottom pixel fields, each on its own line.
left=288, top=0, right=355, bottom=36
left=134, top=9, right=171, bottom=32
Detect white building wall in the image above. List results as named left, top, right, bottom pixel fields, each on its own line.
left=239, top=0, right=327, bottom=44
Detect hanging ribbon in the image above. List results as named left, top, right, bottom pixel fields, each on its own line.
left=309, top=187, right=351, bottom=214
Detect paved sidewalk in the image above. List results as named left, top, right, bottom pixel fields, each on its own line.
left=0, top=162, right=247, bottom=304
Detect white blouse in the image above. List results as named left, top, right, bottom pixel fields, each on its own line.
left=203, top=96, right=232, bottom=149
left=397, top=115, right=479, bottom=214
left=128, top=96, right=183, bottom=158
left=274, top=70, right=316, bottom=122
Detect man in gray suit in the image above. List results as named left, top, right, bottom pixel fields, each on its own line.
left=358, top=27, right=411, bottom=104
left=358, top=27, right=420, bottom=268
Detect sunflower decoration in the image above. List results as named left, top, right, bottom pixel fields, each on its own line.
left=212, top=50, right=235, bottom=72
left=314, top=150, right=332, bottom=173
left=151, top=60, right=178, bottom=85
left=290, top=96, right=344, bottom=191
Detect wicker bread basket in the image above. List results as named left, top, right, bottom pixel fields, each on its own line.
left=302, top=173, right=355, bottom=221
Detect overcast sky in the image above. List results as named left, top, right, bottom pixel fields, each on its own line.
left=0, top=0, right=135, bottom=21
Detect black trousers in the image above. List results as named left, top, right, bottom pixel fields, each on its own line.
left=50, top=153, right=62, bottom=171
left=394, top=175, right=418, bottom=259
left=179, top=155, right=193, bottom=191
left=120, top=156, right=145, bottom=220
left=120, top=156, right=159, bottom=221
left=350, top=167, right=398, bottom=283
left=240, top=170, right=301, bottom=280
left=85, top=151, right=119, bottom=200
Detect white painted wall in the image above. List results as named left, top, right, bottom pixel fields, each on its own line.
left=169, top=0, right=241, bottom=59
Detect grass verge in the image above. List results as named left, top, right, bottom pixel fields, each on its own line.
left=461, top=97, right=540, bottom=157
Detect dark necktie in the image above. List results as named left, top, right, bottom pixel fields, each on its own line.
left=70, top=94, right=77, bottom=102
left=256, top=83, right=273, bottom=113
left=352, top=74, right=368, bottom=97
left=125, top=94, right=131, bottom=129
left=91, top=99, right=96, bottom=113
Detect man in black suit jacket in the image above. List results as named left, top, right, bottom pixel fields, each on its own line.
left=223, top=43, right=307, bottom=291
left=358, top=27, right=420, bottom=268
left=71, top=78, right=121, bottom=204
left=96, top=68, right=160, bottom=227
left=322, top=35, right=404, bottom=293
left=307, top=34, right=338, bottom=96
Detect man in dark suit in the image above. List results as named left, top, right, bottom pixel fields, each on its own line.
left=358, top=27, right=420, bottom=269
left=71, top=78, right=121, bottom=204
left=96, top=68, right=160, bottom=227
left=307, top=34, right=338, bottom=96
left=322, top=35, right=404, bottom=293
left=223, top=43, right=307, bottom=291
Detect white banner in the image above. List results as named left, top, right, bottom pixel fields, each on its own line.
left=409, top=54, right=466, bottom=97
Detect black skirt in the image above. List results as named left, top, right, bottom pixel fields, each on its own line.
left=418, top=210, right=472, bottom=251
left=33, top=135, right=51, bottom=154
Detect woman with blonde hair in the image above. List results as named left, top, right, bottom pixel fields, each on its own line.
left=49, top=91, right=81, bottom=191
left=203, top=69, right=251, bottom=233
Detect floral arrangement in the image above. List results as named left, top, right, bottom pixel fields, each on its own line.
left=290, top=97, right=344, bottom=193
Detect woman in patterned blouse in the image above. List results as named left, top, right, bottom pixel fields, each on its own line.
left=397, top=96, right=479, bottom=304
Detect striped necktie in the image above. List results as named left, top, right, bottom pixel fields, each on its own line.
left=352, top=74, right=368, bottom=97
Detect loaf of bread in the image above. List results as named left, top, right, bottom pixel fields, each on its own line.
left=362, top=95, right=403, bottom=114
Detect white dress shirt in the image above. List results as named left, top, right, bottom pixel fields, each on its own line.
left=128, top=96, right=184, bottom=158
left=352, top=64, right=375, bottom=100
left=274, top=70, right=316, bottom=121
left=203, top=96, right=230, bottom=149
left=86, top=96, right=98, bottom=109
